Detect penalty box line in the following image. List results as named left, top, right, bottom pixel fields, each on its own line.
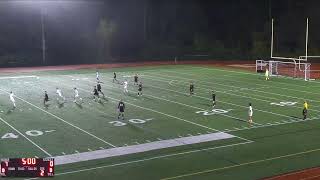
left=0, top=117, right=52, bottom=157
left=67, top=75, right=252, bottom=143
left=0, top=88, right=116, bottom=148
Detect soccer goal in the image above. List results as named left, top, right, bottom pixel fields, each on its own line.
left=256, top=60, right=311, bottom=81
left=256, top=18, right=314, bottom=81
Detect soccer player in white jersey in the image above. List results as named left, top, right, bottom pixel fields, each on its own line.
left=73, top=88, right=82, bottom=103
left=56, top=88, right=65, bottom=102
left=248, top=103, right=253, bottom=124
left=9, top=91, right=16, bottom=108
left=123, top=80, right=128, bottom=93
left=96, top=70, right=100, bottom=82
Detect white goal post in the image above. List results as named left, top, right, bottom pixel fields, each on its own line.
left=256, top=60, right=311, bottom=81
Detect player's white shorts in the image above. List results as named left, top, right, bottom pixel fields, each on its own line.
left=10, top=98, right=15, bottom=103
left=248, top=112, right=253, bottom=117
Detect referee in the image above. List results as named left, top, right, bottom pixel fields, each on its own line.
left=303, top=101, right=308, bottom=120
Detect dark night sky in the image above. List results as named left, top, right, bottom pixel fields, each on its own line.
left=0, top=0, right=319, bottom=66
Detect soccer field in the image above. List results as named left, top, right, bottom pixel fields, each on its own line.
left=1, top=64, right=320, bottom=180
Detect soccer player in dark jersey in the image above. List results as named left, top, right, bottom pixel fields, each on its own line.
left=93, top=86, right=100, bottom=101
left=212, top=90, right=216, bottom=107
left=134, top=74, right=138, bottom=85
left=138, top=82, right=142, bottom=96
left=118, top=99, right=125, bottom=120
left=113, top=72, right=117, bottom=83
left=97, top=83, right=105, bottom=97
left=44, top=91, right=49, bottom=105
left=189, top=82, right=194, bottom=95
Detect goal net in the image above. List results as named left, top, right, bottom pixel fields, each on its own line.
left=256, top=60, right=311, bottom=81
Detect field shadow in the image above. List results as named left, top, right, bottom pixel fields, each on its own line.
left=75, top=103, right=83, bottom=109
left=44, top=104, right=50, bottom=110
left=98, top=100, right=104, bottom=106
left=58, top=102, right=64, bottom=108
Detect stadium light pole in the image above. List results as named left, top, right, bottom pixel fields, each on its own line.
left=305, top=18, right=308, bottom=61
left=41, top=7, right=46, bottom=65
left=270, top=18, right=274, bottom=58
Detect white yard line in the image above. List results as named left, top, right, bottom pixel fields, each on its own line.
left=162, top=67, right=320, bottom=96
left=185, top=66, right=320, bottom=95
left=66, top=75, right=252, bottom=143
left=140, top=76, right=296, bottom=119
left=0, top=117, right=52, bottom=157
left=225, top=117, right=319, bottom=132
left=146, top=71, right=320, bottom=110
left=145, top=71, right=320, bottom=104
left=0, top=88, right=116, bottom=148
left=54, top=132, right=235, bottom=165
left=141, top=92, right=262, bottom=126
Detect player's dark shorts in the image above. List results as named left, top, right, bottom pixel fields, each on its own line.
left=303, top=109, right=307, bottom=115
left=98, top=89, right=102, bottom=92
left=94, top=92, right=99, bottom=96
left=138, top=88, right=142, bottom=91
left=190, top=88, right=194, bottom=92
left=119, top=108, right=124, bottom=113
left=134, top=79, right=138, bottom=83
left=44, top=97, right=49, bottom=102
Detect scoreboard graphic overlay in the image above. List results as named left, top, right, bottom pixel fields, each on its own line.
left=0, top=158, right=54, bottom=177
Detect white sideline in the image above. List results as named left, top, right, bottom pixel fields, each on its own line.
left=0, top=117, right=52, bottom=156
left=54, top=132, right=234, bottom=165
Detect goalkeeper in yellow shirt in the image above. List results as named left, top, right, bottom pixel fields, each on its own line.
left=303, top=101, right=308, bottom=120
